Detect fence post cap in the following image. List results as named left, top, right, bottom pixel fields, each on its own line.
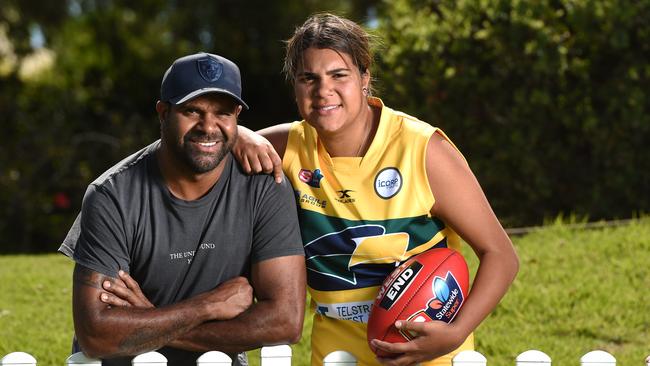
left=517, top=350, right=551, bottom=363
left=65, top=352, right=101, bottom=364
left=580, top=350, right=616, bottom=363
left=196, top=351, right=231, bottom=364
left=453, top=350, right=487, bottom=363
left=131, top=351, right=167, bottom=364
left=1, top=352, right=37, bottom=364
left=260, top=345, right=292, bottom=358
left=323, top=350, right=356, bottom=363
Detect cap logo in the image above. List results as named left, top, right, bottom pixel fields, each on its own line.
left=197, top=57, right=223, bottom=82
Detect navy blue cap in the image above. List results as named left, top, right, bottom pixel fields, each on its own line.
left=160, top=52, right=249, bottom=109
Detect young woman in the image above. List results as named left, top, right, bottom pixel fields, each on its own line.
left=235, top=13, right=519, bottom=366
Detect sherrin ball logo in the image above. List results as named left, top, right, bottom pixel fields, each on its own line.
left=374, top=167, right=402, bottom=199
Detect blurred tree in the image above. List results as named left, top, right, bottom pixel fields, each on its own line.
left=6, top=0, right=646, bottom=251
left=0, top=0, right=380, bottom=252
left=375, top=0, right=650, bottom=227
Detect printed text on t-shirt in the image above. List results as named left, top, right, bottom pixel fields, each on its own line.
left=169, top=243, right=217, bottom=264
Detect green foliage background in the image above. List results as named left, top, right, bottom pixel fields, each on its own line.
left=376, top=0, right=650, bottom=227
left=0, top=0, right=375, bottom=251
left=1, top=0, right=649, bottom=252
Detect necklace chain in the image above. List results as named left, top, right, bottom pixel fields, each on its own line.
left=356, top=122, right=369, bottom=157
left=356, top=107, right=374, bottom=157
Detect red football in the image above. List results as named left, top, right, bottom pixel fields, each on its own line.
left=367, top=247, right=469, bottom=357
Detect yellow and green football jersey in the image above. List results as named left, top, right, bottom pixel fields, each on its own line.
left=283, top=97, right=474, bottom=365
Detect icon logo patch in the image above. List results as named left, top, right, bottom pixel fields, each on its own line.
left=374, top=167, right=402, bottom=199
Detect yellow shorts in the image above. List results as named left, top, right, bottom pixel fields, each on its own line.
left=310, top=314, right=475, bottom=366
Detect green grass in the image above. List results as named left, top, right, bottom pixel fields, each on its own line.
left=1, top=218, right=649, bottom=365
left=0, top=254, right=74, bottom=363
left=467, top=217, right=650, bottom=365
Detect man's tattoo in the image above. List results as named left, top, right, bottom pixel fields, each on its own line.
left=73, top=265, right=109, bottom=290
left=117, top=316, right=187, bottom=355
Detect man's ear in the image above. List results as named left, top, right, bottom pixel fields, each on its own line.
left=155, top=101, right=169, bottom=123
left=235, top=104, right=243, bottom=118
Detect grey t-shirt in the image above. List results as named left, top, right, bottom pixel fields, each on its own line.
left=61, top=140, right=303, bottom=366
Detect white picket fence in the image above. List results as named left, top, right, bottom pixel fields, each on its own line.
left=2, top=346, right=650, bottom=365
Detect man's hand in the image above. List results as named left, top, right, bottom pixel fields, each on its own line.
left=101, top=272, right=254, bottom=320
left=101, top=270, right=154, bottom=308
left=170, top=255, right=305, bottom=353
left=233, top=125, right=284, bottom=183
left=205, top=276, right=254, bottom=320
left=370, top=320, right=466, bottom=366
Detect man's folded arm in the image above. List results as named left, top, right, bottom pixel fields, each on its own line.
left=169, top=254, right=306, bottom=353
left=73, top=264, right=252, bottom=359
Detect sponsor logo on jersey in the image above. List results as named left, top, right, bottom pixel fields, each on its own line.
left=374, top=167, right=402, bottom=199
left=314, top=300, right=374, bottom=323
left=302, top=193, right=327, bottom=208
left=336, top=189, right=356, bottom=204
left=294, top=189, right=327, bottom=208
left=377, top=261, right=423, bottom=310
left=298, top=168, right=324, bottom=188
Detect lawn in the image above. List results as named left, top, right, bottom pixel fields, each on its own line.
left=1, top=218, right=649, bottom=365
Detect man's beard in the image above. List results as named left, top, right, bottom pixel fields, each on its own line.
left=164, top=123, right=237, bottom=174
left=183, top=130, right=236, bottom=173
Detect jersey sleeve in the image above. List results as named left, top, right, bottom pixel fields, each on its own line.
left=58, top=213, right=81, bottom=258
left=250, top=175, right=304, bottom=263
left=73, top=184, right=131, bottom=277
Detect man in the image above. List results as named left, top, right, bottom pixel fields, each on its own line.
left=59, top=52, right=306, bottom=366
